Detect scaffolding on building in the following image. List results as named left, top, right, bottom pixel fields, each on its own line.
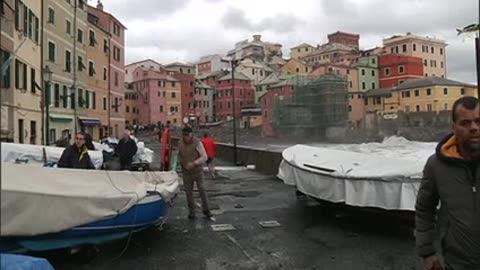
left=272, top=74, right=349, bottom=137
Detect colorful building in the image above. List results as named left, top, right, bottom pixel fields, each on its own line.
left=260, top=81, right=294, bottom=137
left=364, top=77, right=477, bottom=114
left=0, top=0, right=14, bottom=141
left=125, top=59, right=162, bottom=83
left=124, top=87, right=139, bottom=127
left=85, top=12, right=110, bottom=140
left=378, top=54, right=423, bottom=88
left=358, top=55, right=379, bottom=91
left=215, top=71, right=255, bottom=120
left=281, top=58, right=314, bottom=75
left=383, top=33, right=447, bottom=78
left=192, top=82, right=215, bottom=125
left=131, top=66, right=181, bottom=127
left=164, top=62, right=195, bottom=123
left=195, top=54, right=227, bottom=76
left=88, top=2, right=127, bottom=138
left=290, top=43, right=315, bottom=60
left=301, top=32, right=360, bottom=65
left=43, top=0, right=88, bottom=143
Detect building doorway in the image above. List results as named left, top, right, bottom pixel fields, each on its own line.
left=18, top=119, right=24, bottom=143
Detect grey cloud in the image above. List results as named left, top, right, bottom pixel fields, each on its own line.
left=92, top=0, right=191, bottom=21
left=220, top=7, right=304, bottom=34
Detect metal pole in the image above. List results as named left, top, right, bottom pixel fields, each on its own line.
left=231, top=60, right=237, bottom=165
left=477, top=1, right=480, bottom=99
left=72, top=0, right=78, bottom=134
left=45, top=82, right=50, bottom=145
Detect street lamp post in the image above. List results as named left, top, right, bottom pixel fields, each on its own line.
left=43, top=66, right=53, bottom=145
left=222, top=57, right=239, bottom=165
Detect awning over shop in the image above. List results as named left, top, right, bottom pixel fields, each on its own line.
left=78, top=117, right=102, bottom=126
left=49, top=116, right=72, bottom=123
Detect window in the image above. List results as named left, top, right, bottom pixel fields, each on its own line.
left=103, top=67, right=107, bottom=80
left=371, top=82, right=376, bottom=89
left=65, top=50, right=71, bottom=72
left=426, top=88, right=431, bottom=95
left=402, top=44, right=407, bottom=52
left=384, top=68, right=391, bottom=76
left=62, top=85, right=68, bottom=108
left=34, top=16, right=39, bottom=42
left=362, top=82, right=366, bottom=90
left=103, top=39, right=108, bottom=53
left=171, top=92, right=176, bottom=98
left=440, top=48, right=443, bottom=55
left=85, top=91, right=91, bottom=108
left=28, top=10, right=33, bottom=38
left=416, top=105, right=420, bottom=112
left=427, top=104, right=432, bottom=112
left=349, top=81, right=352, bottom=88
left=371, top=70, right=375, bottom=76
left=404, top=91, right=411, bottom=98
left=88, top=61, right=95, bottom=77
left=114, top=72, right=118, bottom=86
left=413, top=44, right=416, bottom=51
left=113, top=22, right=120, bottom=36
left=15, top=60, right=27, bottom=90
left=361, top=69, right=365, bottom=76
left=78, top=56, right=85, bottom=71
left=390, top=47, right=394, bottom=54
left=157, top=91, right=160, bottom=97
left=70, top=88, right=75, bottom=109
left=113, top=46, right=121, bottom=61
left=126, top=106, right=129, bottom=113
left=171, top=82, right=175, bottom=87
left=48, top=7, right=55, bottom=24
left=103, top=97, right=107, bottom=110
left=89, top=30, right=96, bottom=46
left=78, top=88, right=83, bottom=107
left=424, top=59, right=427, bottom=66
left=346, top=69, right=350, bottom=75
left=425, top=73, right=428, bottom=77
left=415, top=90, right=419, bottom=96
left=92, top=92, right=96, bottom=109
left=443, top=103, right=448, bottom=110
left=461, top=88, right=465, bottom=95
left=405, top=105, right=410, bottom=112
left=77, top=29, right=83, bottom=43
left=398, top=65, right=405, bottom=74
left=114, top=97, right=119, bottom=112
left=78, top=0, right=84, bottom=9
left=431, top=47, right=434, bottom=54
left=440, top=61, right=444, bottom=68
left=395, top=46, right=399, bottom=54
left=48, top=41, right=56, bottom=62
left=66, top=20, right=71, bottom=35
left=295, top=67, right=299, bottom=73
left=30, top=68, right=36, bottom=93
left=159, top=105, right=163, bottom=112
left=443, top=88, right=448, bottom=95
left=54, top=83, right=60, bottom=107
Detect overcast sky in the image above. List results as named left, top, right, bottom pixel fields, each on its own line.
left=88, top=0, right=478, bottom=83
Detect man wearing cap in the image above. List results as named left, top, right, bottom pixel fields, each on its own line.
left=178, top=126, right=212, bottom=219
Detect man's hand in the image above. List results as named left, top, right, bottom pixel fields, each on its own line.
left=186, top=161, right=196, bottom=170
left=423, top=255, right=443, bottom=270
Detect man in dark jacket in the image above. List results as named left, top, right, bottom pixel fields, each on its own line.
left=415, top=96, right=480, bottom=270
left=58, top=132, right=95, bottom=169
left=117, top=129, right=138, bottom=170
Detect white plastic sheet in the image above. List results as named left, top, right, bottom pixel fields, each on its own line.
left=0, top=163, right=180, bottom=236
left=278, top=144, right=423, bottom=211
left=1, top=143, right=104, bottom=169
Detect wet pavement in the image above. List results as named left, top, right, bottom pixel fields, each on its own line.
left=46, top=135, right=421, bottom=270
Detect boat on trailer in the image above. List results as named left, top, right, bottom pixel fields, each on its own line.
left=0, top=162, right=179, bottom=253
left=278, top=144, right=424, bottom=211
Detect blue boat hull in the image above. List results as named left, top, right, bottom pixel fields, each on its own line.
left=1, top=194, right=168, bottom=253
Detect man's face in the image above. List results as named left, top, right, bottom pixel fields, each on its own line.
left=182, top=132, right=193, bottom=143
left=453, top=105, right=480, bottom=158
left=123, top=130, right=130, bottom=140
left=75, top=134, right=86, bottom=148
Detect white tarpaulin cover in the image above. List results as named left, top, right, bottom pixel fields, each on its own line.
left=0, top=163, right=180, bottom=237
left=278, top=144, right=423, bottom=211
left=1, top=143, right=104, bottom=169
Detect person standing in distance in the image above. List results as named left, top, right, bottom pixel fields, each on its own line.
left=415, top=96, right=480, bottom=270
left=178, top=126, right=212, bottom=219
left=117, top=128, right=138, bottom=170
left=201, top=132, right=217, bottom=179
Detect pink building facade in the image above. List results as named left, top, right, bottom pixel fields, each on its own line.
left=130, top=67, right=179, bottom=126
left=260, top=83, right=294, bottom=137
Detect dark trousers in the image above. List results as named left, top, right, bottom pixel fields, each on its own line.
left=183, top=172, right=210, bottom=214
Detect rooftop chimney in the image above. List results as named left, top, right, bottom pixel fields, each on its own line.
left=97, top=0, right=104, bottom=10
